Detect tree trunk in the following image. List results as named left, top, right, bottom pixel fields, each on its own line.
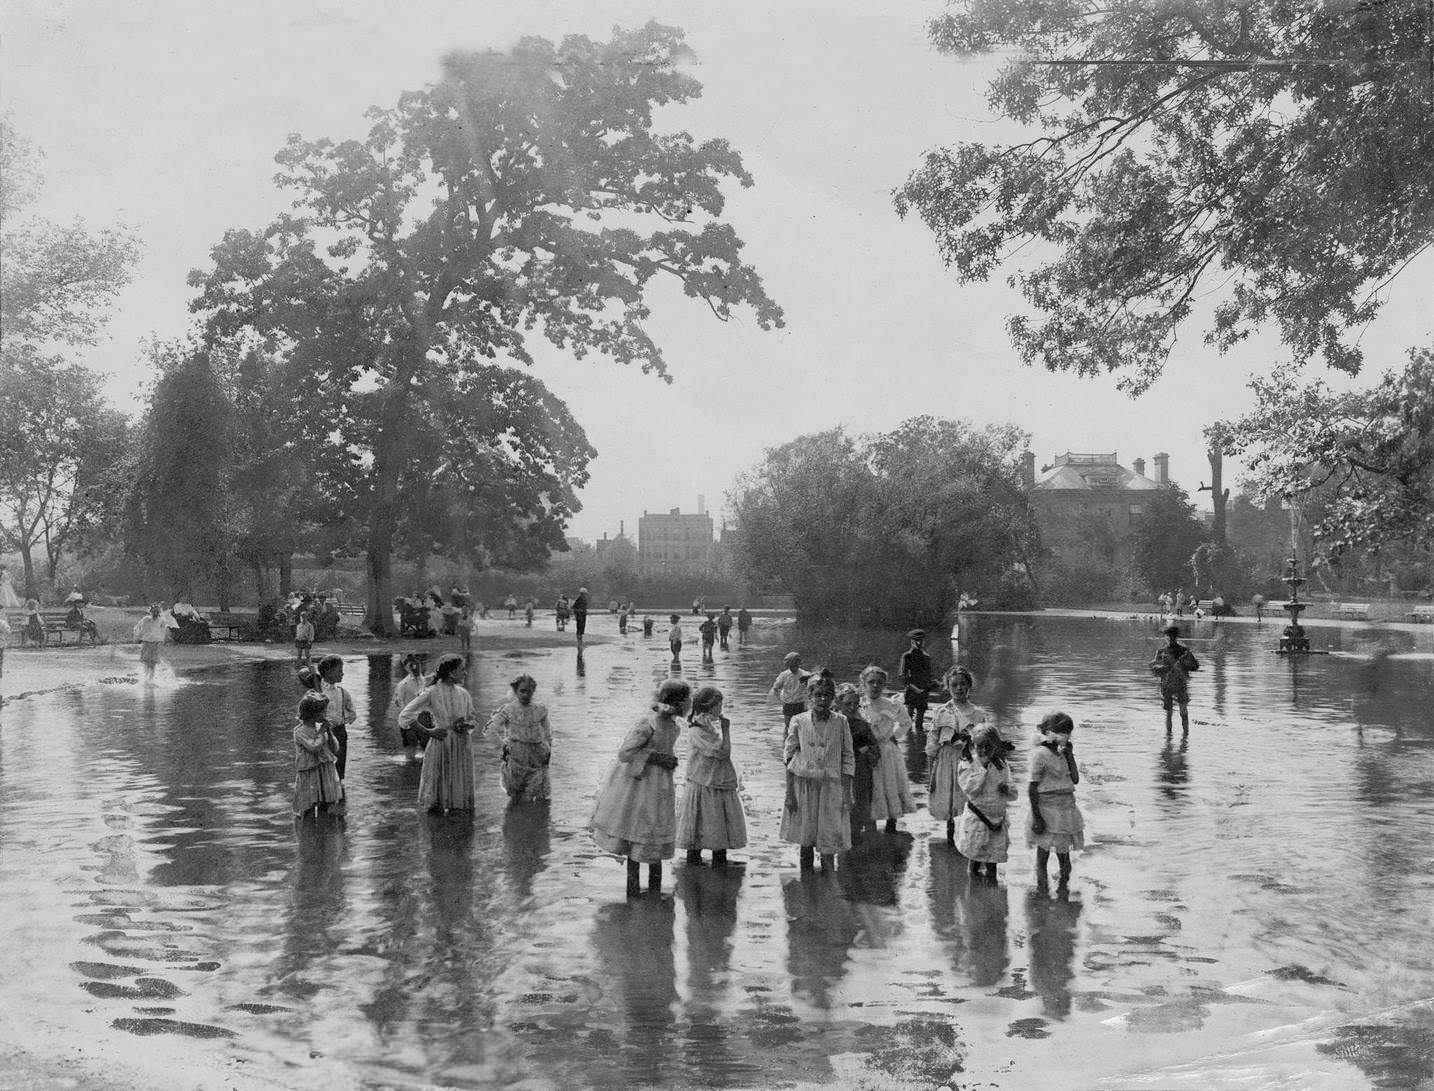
left=20, top=546, right=37, bottom=602
left=278, top=556, right=293, bottom=600
left=1207, top=446, right=1228, bottom=546
left=362, top=342, right=425, bottom=637
left=250, top=559, right=266, bottom=604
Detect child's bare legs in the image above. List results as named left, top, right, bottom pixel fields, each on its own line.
left=626, top=858, right=641, bottom=896
left=1035, top=846, right=1051, bottom=887
left=647, top=862, right=662, bottom=893
left=1178, top=699, right=1190, bottom=734
left=1057, top=852, right=1072, bottom=886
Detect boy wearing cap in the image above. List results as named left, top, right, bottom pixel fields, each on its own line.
left=768, top=652, right=812, bottom=736
left=1150, top=623, right=1200, bottom=733
left=899, top=629, right=934, bottom=733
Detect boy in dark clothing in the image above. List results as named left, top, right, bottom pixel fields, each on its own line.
left=1150, top=622, right=1200, bottom=733
left=898, top=628, right=934, bottom=733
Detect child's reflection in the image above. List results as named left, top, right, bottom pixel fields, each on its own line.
left=500, top=799, right=552, bottom=903
left=783, top=871, right=859, bottom=1009
left=1025, top=888, right=1082, bottom=1018
left=930, top=844, right=1009, bottom=989
left=591, top=898, right=678, bottom=1086
left=675, top=866, right=745, bottom=1076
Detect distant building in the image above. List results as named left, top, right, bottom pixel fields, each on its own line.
left=639, top=497, right=716, bottom=576
left=1027, top=451, right=1171, bottom=571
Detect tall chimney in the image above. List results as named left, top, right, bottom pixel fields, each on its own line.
left=1133, top=457, right=1145, bottom=478
left=1021, top=450, right=1036, bottom=490
left=1153, top=452, right=1170, bottom=486
left=698, top=493, right=706, bottom=515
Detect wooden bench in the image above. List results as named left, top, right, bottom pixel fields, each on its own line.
left=1333, top=602, right=1371, bottom=620
left=205, top=612, right=256, bottom=642
left=9, top=610, right=98, bottom=647
left=1407, top=604, right=1434, bottom=623
left=336, top=602, right=365, bottom=617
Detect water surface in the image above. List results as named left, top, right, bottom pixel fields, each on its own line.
left=2, top=615, right=1432, bottom=1089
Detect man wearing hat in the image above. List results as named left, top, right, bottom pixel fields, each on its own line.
left=1150, top=622, right=1200, bottom=734
left=899, top=628, right=935, bottom=734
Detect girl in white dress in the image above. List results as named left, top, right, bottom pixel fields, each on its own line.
left=488, top=673, right=553, bottom=803
left=780, top=672, right=853, bottom=871
left=676, top=686, right=747, bottom=865
left=1027, top=711, right=1085, bottom=888
left=398, top=654, right=478, bottom=813
left=926, top=666, right=988, bottom=842
left=956, top=724, right=1019, bottom=880
left=591, top=679, right=690, bottom=896
left=859, top=665, right=915, bottom=832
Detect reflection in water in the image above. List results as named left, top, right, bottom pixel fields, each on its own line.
left=276, top=818, right=349, bottom=996
left=1156, top=735, right=1189, bottom=804
left=3, top=620, right=1433, bottom=1090
left=929, top=842, right=1011, bottom=990
left=783, top=872, right=859, bottom=1008
left=675, top=865, right=752, bottom=1082
left=500, top=800, right=551, bottom=902
left=1025, top=889, right=1081, bottom=1018
left=591, top=899, right=678, bottom=1087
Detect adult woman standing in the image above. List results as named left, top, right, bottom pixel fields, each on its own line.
left=859, top=665, right=916, bottom=833
left=398, top=653, right=479, bottom=813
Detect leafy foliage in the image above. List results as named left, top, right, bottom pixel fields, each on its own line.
left=188, top=24, right=781, bottom=632
left=1216, top=348, right=1434, bottom=556
left=895, top=1, right=1434, bottom=392
left=1129, top=483, right=1206, bottom=595
left=728, top=418, right=1039, bottom=625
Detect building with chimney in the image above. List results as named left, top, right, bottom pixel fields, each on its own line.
left=638, top=496, right=716, bottom=576
left=1026, top=451, right=1170, bottom=572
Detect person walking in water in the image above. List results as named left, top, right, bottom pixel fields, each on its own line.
left=1150, top=622, right=1200, bottom=734
left=898, top=628, right=934, bottom=735
left=736, top=606, right=752, bottom=645
left=572, top=587, right=590, bottom=646
left=133, top=604, right=169, bottom=680
left=717, top=606, right=734, bottom=651
left=767, top=652, right=811, bottom=736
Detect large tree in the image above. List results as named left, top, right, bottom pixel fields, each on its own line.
left=895, top=0, right=1434, bottom=393
left=729, top=418, right=1038, bottom=625
left=189, top=24, right=782, bottom=633
left=1130, top=483, right=1206, bottom=595
left=0, top=118, right=139, bottom=599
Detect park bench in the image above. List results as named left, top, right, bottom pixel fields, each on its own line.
left=336, top=602, right=365, bottom=617
left=1407, top=604, right=1434, bottom=623
left=205, top=612, right=256, bottom=642
left=1333, top=602, right=1371, bottom=620
left=8, top=609, right=97, bottom=647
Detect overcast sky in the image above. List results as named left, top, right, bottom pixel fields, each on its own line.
left=5, top=0, right=1429, bottom=542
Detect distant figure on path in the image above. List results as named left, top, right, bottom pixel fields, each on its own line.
left=667, top=614, right=684, bottom=663
left=898, top=628, right=934, bottom=734
left=293, top=611, right=315, bottom=667
left=1150, top=622, right=1200, bottom=734
left=133, top=604, right=169, bottom=679
left=505, top=594, right=518, bottom=619
left=572, top=587, right=590, bottom=645
left=717, top=606, right=734, bottom=650
left=1252, top=593, right=1265, bottom=622
left=736, top=606, right=752, bottom=645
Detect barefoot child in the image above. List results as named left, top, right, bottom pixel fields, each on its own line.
left=293, top=693, right=341, bottom=818
left=294, top=611, right=315, bottom=667
left=677, top=686, right=747, bottom=866
left=927, top=667, right=988, bottom=843
left=488, top=673, right=552, bottom=803
left=1027, top=712, right=1084, bottom=887
left=392, top=654, right=427, bottom=761
left=767, top=652, right=811, bottom=736
left=860, top=665, right=916, bottom=833
left=1150, top=622, right=1200, bottom=734
left=780, top=672, right=853, bottom=872
left=398, top=653, right=479, bottom=813
left=591, top=679, right=690, bottom=896
left=667, top=614, right=684, bottom=662
left=834, top=683, right=879, bottom=843
left=956, top=724, right=1019, bottom=880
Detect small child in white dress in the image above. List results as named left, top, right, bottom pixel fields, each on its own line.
left=677, top=686, right=747, bottom=866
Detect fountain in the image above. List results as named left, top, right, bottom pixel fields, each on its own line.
left=1276, top=553, right=1313, bottom=654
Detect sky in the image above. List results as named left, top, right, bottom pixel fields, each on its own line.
left=4, top=0, right=1430, bottom=542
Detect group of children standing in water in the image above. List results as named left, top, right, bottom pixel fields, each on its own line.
left=290, top=642, right=1086, bottom=897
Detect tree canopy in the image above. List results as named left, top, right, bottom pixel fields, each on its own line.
left=1130, top=483, right=1206, bottom=595
left=728, top=417, right=1038, bottom=625
left=895, top=0, right=1434, bottom=393
left=188, top=23, right=782, bottom=632
left=0, top=118, right=139, bottom=598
